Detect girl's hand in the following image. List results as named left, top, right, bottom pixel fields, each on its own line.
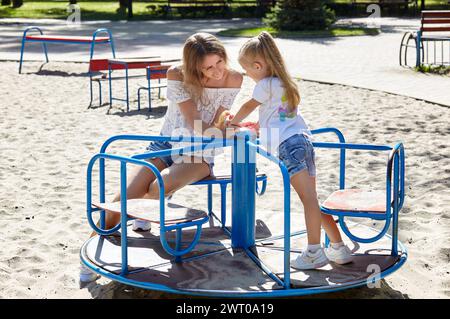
left=224, top=113, right=235, bottom=128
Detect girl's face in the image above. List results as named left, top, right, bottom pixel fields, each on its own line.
left=239, top=55, right=269, bottom=82
left=200, top=54, right=226, bottom=81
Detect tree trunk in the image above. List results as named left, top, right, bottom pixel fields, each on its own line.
left=11, top=0, right=23, bottom=8
left=127, top=0, right=133, bottom=19
left=119, top=0, right=127, bottom=9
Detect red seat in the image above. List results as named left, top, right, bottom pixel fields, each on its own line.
left=89, top=58, right=162, bottom=72
left=25, top=35, right=110, bottom=43
left=322, top=189, right=387, bottom=214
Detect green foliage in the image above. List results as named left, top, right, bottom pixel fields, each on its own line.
left=264, top=0, right=336, bottom=31
left=218, top=26, right=379, bottom=38
left=416, top=65, right=450, bottom=76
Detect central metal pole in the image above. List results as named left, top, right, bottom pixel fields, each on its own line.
left=231, top=131, right=256, bottom=248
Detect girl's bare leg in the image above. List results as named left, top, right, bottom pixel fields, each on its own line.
left=321, top=214, right=343, bottom=244
left=291, top=171, right=343, bottom=244
left=290, top=170, right=322, bottom=245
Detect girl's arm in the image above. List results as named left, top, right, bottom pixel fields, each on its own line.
left=229, top=98, right=261, bottom=126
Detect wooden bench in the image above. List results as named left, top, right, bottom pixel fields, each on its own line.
left=19, top=27, right=115, bottom=74
left=399, top=10, right=450, bottom=67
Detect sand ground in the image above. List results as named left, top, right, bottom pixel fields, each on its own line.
left=0, top=61, right=449, bottom=298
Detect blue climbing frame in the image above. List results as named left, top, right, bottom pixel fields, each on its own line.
left=83, top=128, right=407, bottom=296
left=18, top=27, right=116, bottom=74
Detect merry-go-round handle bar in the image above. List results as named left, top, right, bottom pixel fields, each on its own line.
left=86, top=153, right=165, bottom=235
left=100, top=134, right=229, bottom=154
left=132, top=140, right=232, bottom=161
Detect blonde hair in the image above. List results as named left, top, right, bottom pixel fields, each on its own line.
left=239, top=31, right=300, bottom=112
left=182, top=33, right=228, bottom=104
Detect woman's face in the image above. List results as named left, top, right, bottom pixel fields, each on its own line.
left=200, top=54, right=226, bottom=81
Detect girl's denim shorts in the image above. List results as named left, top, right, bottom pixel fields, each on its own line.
left=278, top=133, right=316, bottom=178
left=146, top=140, right=214, bottom=173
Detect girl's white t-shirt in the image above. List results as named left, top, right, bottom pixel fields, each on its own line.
left=252, top=77, right=311, bottom=154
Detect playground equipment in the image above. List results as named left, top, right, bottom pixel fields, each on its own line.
left=19, top=27, right=116, bottom=74
left=107, top=58, right=179, bottom=112
left=400, top=10, right=450, bottom=67
left=80, top=128, right=407, bottom=297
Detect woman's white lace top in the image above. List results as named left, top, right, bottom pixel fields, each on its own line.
left=160, top=80, right=240, bottom=163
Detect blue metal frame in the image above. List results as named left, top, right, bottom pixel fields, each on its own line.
left=81, top=229, right=407, bottom=297
left=82, top=128, right=407, bottom=297
left=416, top=30, right=423, bottom=67
left=137, top=66, right=167, bottom=112
left=108, top=60, right=131, bottom=111
left=19, top=27, right=115, bottom=74
left=315, top=139, right=405, bottom=252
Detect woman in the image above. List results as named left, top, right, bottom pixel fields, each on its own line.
left=80, top=33, right=243, bottom=282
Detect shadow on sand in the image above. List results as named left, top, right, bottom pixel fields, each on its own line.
left=81, top=278, right=408, bottom=299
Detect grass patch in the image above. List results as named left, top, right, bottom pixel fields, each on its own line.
left=416, top=64, right=450, bottom=76
left=0, top=1, right=264, bottom=20
left=0, top=1, right=173, bottom=20
left=217, top=26, right=380, bottom=38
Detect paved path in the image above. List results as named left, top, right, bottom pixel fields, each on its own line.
left=1, top=17, right=449, bottom=106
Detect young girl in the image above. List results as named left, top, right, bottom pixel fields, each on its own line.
left=228, top=32, right=353, bottom=270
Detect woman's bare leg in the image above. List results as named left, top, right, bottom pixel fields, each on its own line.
left=89, top=158, right=167, bottom=238
left=145, top=156, right=211, bottom=199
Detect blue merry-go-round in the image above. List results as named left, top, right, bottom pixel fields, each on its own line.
left=80, top=127, right=407, bottom=297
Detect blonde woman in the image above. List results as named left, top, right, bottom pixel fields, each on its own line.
left=228, top=31, right=354, bottom=270
left=80, top=33, right=243, bottom=282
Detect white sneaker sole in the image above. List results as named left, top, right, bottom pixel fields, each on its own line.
left=132, top=220, right=151, bottom=232
left=79, top=272, right=100, bottom=283
left=329, top=256, right=354, bottom=265
left=290, top=258, right=329, bottom=270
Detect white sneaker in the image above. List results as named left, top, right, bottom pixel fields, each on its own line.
left=132, top=219, right=151, bottom=232
left=79, top=263, right=99, bottom=283
left=325, top=244, right=354, bottom=265
left=291, top=248, right=329, bottom=270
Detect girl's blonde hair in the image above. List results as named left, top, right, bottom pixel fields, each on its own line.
left=182, top=33, right=228, bottom=104
left=239, top=31, right=300, bottom=112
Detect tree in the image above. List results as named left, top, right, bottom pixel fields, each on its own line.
left=11, top=0, right=23, bottom=8
left=118, top=0, right=133, bottom=19
left=119, top=0, right=127, bottom=9
left=264, top=0, right=336, bottom=31
left=1, top=0, right=11, bottom=6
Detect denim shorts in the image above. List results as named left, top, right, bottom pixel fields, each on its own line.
left=146, top=140, right=174, bottom=168
left=146, top=140, right=214, bottom=173
left=278, top=133, right=316, bottom=178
